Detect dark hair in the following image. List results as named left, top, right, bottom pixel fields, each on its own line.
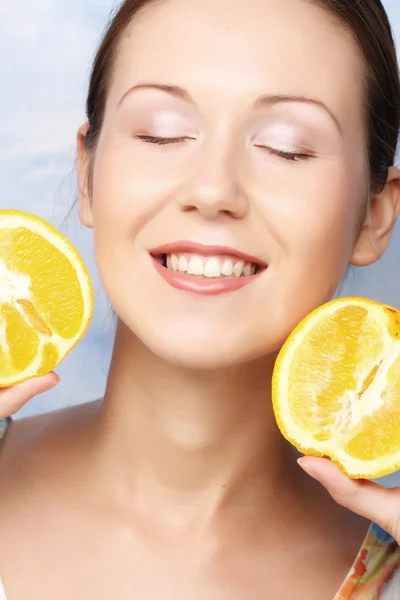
left=85, top=0, right=400, bottom=193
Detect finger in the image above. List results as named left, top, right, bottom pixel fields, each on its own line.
left=298, top=456, right=400, bottom=540
left=0, top=373, right=60, bottom=418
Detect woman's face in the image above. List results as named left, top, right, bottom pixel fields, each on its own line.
left=79, top=0, right=372, bottom=368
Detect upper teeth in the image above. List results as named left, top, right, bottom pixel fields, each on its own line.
left=165, top=254, right=257, bottom=278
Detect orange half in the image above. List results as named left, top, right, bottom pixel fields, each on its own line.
left=272, top=297, right=400, bottom=479
left=0, top=209, right=93, bottom=387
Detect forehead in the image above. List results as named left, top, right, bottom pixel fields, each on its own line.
left=111, top=0, right=365, bottom=124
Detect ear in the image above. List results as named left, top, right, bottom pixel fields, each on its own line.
left=76, top=123, right=94, bottom=229
left=350, top=166, right=400, bottom=267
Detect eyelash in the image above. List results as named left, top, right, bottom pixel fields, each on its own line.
left=136, top=135, right=313, bottom=162
left=253, top=144, right=312, bottom=162
left=136, top=135, right=193, bottom=145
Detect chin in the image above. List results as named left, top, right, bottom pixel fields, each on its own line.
left=134, top=320, right=283, bottom=371
left=114, top=291, right=313, bottom=370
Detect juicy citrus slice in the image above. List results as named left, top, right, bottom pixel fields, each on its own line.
left=0, top=209, right=93, bottom=387
left=272, top=297, right=400, bottom=479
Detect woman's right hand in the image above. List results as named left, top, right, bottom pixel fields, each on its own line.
left=0, top=373, right=60, bottom=419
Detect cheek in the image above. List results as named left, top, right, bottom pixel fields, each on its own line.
left=255, top=157, right=363, bottom=265
left=302, top=167, right=363, bottom=263
left=253, top=158, right=364, bottom=306
left=89, top=137, right=184, bottom=252
left=243, top=166, right=365, bottom=355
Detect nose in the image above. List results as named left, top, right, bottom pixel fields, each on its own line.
left=178, top=141, right=249, bottom=220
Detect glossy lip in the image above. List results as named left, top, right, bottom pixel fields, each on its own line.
left=149, top=241, right=267, bottom=296
left=150, top=241, right=267, bottom=268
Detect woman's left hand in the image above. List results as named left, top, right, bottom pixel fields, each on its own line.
left=298, top=456, right=400, bottom=544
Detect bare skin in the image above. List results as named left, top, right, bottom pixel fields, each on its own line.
left=0, top=0, right=399, bottom=598
left=0, top=397, right=368, bottom=599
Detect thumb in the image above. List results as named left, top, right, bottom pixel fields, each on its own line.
left=298, top=456, right=400, bottom=542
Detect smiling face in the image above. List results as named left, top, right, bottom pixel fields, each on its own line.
left=78, top=0, right=378, bottom=368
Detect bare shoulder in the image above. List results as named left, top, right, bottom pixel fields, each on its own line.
left=0, top=400, right=101, bottom=500
left=0, top=400, right=103, bottom=580
left=1, top=400, right=101, bottom=454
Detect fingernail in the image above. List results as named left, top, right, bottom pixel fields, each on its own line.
left=297, top=458, right=322, bottom=482
left=49, top=375, right=61, bottom=388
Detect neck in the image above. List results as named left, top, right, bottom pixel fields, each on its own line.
left=95, top=321, right=301, bottom=531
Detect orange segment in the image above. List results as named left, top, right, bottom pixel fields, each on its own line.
left=272, top=297, right=400, bottom=479
left=0, top=228, right=85, bottom=339
left=2, top=302, right=40, bottom=372
left=17, top=299, right=52, bottom=336
left=0, top=209, right=93, bottom=387
left=37, top=343, right=60, bottom=376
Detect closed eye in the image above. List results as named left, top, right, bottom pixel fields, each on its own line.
left=136, top=136, right=312, bottom=161
left=136, top=135, right=196, bottom=145
left=254, top=144, right=314, bottom=162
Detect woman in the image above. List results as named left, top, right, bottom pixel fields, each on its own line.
left=0, top=0, right=399, bottom=597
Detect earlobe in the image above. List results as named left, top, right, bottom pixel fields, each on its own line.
left=350, top=166, right=400, bottom=267
left=76, top=123, right=94, bottom=229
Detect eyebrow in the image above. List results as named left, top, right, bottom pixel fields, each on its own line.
left=118, top=83, right=195, bottom=107
left=118, top=83, right=342, bottom=134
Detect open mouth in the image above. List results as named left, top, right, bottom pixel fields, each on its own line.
left=152, top=252, right=266, bottom=280
left=149, top=242, right=267, bottom=296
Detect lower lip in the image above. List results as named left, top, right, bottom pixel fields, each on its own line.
left=151, top=257, right=263, bottom=296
